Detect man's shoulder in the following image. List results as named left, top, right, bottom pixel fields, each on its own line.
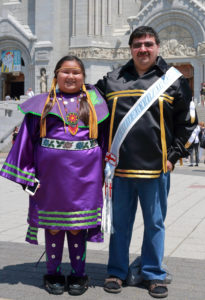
left=106, top=66, right=122, bottom=79
left=106, top=59, right=133, bottom=79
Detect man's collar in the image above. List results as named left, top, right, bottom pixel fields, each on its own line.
left=120, top=56, right=168, bottom=76
left=155, top=56, right=169, bottom=73
left=120, top=59, right=135, bottom=74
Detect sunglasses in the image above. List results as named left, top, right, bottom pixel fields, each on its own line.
left=132, top=42, right=155, bottom=49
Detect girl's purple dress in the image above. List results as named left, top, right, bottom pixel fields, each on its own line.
left=0, top=85, right=109, bottom=244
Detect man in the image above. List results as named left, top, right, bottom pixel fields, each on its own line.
left=5, top=94, right=11, bottom=101
left=189, top=124, right=200, bottom=166
left=96, top=26, right=197, bottom=298
left=26, top=88, right=34, bottom=98
left=200, top=83, right=205, bottom=106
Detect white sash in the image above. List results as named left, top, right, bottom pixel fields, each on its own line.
left=102, top=67, right=182, bottom=233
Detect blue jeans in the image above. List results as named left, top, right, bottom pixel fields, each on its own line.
left=107, top=172, right=170, bottom=281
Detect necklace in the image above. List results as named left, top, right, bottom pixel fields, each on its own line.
left=61, top=94, right=83, bottom=135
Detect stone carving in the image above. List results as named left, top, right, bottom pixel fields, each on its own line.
left=40, top=68, right=47, bottom=93
left=160, top=39, right=196, bottom=57
left=36, top=51, right=49, bottom=61
left=197, top=42, right=205, bottom=55
left=68, top=47, right=131, bottom=60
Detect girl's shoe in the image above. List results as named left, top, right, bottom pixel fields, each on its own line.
left=43, top=274, right=65, bottom=295
left=67, top=275, right=88, bottom=295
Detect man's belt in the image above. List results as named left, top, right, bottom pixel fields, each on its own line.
left=41, top=138, right=98, bottom=151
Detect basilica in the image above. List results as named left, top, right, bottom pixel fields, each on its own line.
left=0, top=0, right=205, bottom=102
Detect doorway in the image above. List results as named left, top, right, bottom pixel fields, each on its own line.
left=3, top=72, right=24, bottom=99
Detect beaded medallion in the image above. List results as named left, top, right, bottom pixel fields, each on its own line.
left=61, top=94, right=82, bottom=135
left=66, top=112, right=79, bottom=135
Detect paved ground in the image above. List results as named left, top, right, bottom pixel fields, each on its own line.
left=0, top=153, right=205, bottom=299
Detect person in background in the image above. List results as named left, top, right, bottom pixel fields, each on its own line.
left=200, top=83, right=205, bottom=106
left=12, top=126, right=18, bottom=145
left=189, top=124, right=200, bottom=166
left=96, top=26, right=197, bottom=298
left=199, top=121, right=205, bottom=163
left=0, top=55, right=109, bottom=296
left=5, top=94, right=11, bottom=101
left=26, top=88, right=34, bottom=98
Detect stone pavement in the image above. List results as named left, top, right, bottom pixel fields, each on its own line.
left=0, top=155, right=205, bottom=299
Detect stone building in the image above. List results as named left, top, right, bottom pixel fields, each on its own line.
left=0, top=0, right=205, bottom=102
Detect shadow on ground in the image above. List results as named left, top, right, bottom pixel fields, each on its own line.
left=0, top=241, right=205, bottom=300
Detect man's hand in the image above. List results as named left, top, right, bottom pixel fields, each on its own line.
left=167, top=160, right=173, bottom=171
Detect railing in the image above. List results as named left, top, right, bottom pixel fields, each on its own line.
left=0, top=99, right=25, bottom=106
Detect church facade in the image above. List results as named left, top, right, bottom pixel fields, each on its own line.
left=0, top=0, right=205, bottom=102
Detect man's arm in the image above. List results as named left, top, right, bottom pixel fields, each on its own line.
left=167, top=77, right=198, bottom=165
left=95, top=76, right=108, bottom=98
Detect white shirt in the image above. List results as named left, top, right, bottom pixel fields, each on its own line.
left=27, top=91, right=34, bottom=98
left=194, top=125, right=200, bottom=144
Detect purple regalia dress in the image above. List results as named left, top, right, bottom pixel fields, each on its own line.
left=0, top=85, right=109, bottom=245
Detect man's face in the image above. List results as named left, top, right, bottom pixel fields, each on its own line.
left=130, top=35, right=159, bottom=75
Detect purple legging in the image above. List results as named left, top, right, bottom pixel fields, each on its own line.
left=45, top=229, right=86, bottom=276
left=66, top=230, right=86, bottom=277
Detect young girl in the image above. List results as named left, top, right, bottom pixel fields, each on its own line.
left=0, top=56, right=109, bottom=296
left=12, top=126, right=18, bottom=145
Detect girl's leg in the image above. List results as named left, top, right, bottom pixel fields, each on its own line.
left=66, top=230, right=88, bottom=295
left=44, top=229, right=66, bottom=295
left=45, top=229, right=65, bottom=275
left=66, top=230, right=87, bottom=277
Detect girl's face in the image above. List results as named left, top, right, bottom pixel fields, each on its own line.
left=56, top=60, right=84, bottom=94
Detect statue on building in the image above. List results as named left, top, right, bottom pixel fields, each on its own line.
left=40, top=68, right=47, bottom=93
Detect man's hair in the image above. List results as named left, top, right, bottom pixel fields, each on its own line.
left=128, top=26, right=160, bottom=46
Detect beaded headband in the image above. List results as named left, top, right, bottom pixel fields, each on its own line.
left=55, top=67, right=82, bottom=73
